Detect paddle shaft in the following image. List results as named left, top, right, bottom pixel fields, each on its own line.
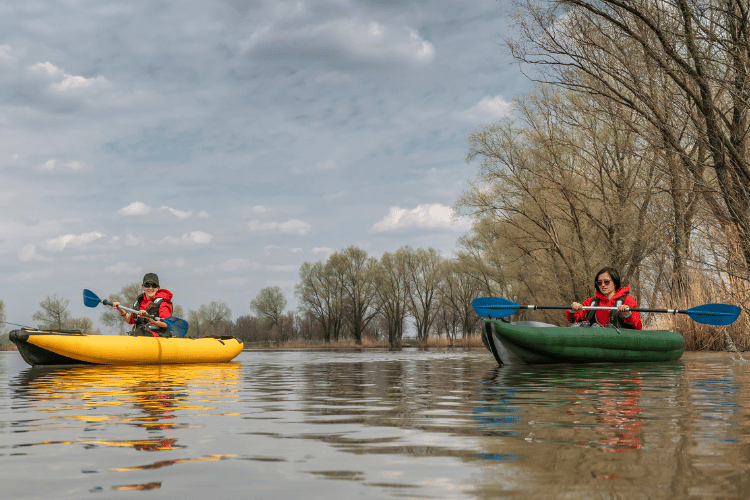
left=101, top=299, right=165, bottom=323
left=506, top=304, right=728, bottom=316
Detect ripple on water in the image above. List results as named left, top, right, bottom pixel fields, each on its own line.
left=3, top=349, right=750, bottom=499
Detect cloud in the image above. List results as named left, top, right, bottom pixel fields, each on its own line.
left=118, top=201, right=152, bottom=216
left=29, top=61, right=109, bottom=92
left=44, top=231, right=105, bottom=251
left=267, top=264, right=299, bottom=272
left=19, top=244, right=53, bottom=262
left=249, top=205, right=272, bottom=215
left=217, top=277, right=247, bottom=287
left=9, top=268, right=54, bottom=282
left=372, top=203, right=472, bottom=232
left=39, top=159, right=85, bottom=172
left=160, top=206, right=192, bottom=218
left=160, top=231, right=213, bottom=245
left=312, top=247, right=334, bottom=256
left=455, top=95, right=513, bottom=123
left=247, top=218, right=311, bottom=235
left=198, top=211, right=210, bottom=219
left=0, top=45, right=15, bottom=60
left=30, top=61, right=63, bottom=77
left=218, top=258, right=261, bottom=272
left=54, top=74, right=108, bottom=92
left=118, top=203, right=195, bottom=219
left=104, top=261, right=143, bottom=275
left=264, top=245, right=304, bottom=257
left=241, top=15, right=435, bottom=68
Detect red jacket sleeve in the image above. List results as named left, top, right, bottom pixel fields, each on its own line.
left=622, top=295, right=642, bottom=330
left=566, top=297, right=594, bottom=324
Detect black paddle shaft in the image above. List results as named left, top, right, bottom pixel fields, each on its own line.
left=102, top=299, right=162, bottom=322
left=519, top=305, right=687, bottom=314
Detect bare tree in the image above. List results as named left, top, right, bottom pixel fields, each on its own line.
left=374, top=249, right=410, bottom=347
left=199, top=301, right=232, bottom=337
left=458, top=87, right=663, bottom=311
left=329, top=246, right=380, bottom=344
left=100, top=282, right=142, bottom=334
left=0, top=300, right=6, bottom=336
left=435, top=259, right=484, bottom=338
left=402, top=246, right=443, bottom=342
left=295, top=261, right=345, bottom=342
left=508, top=0, right=750, bottom=276
left=32, top=294, right=72, bottom=330
left=250, top=286, right=288, bottom=330
left=69, top=317, right=96, bottom=335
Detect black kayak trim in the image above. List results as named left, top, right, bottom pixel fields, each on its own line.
left=9, top=330, right=95, bottom=366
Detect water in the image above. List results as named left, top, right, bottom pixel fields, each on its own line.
left=2, top=348, right=750, bottom=499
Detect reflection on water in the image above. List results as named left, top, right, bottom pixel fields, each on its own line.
left=5, top=362, right=242, bottom=495
left=2, top=351, right=750, bottom=499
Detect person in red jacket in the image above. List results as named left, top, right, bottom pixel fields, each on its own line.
left=566, top=267, right=642, bottom=330
left=112, top=272, right=174, bottom=337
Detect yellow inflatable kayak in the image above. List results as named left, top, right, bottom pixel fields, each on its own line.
left=9, top=329, right=244, bottom=366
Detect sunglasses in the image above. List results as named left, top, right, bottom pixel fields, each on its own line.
left=595, top=279, right=612, bottom=286
left=143, top=283, right=159, bottom=288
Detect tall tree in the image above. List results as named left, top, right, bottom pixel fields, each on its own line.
left=507, top=0, right=750, bottom=276
left=0, top=299, right=7, bottom=336
left=32, top=294, right=72, bottom=330
left=100, top=282, right=142, bottom=334
left=436, top=259, right=484, bottom=338
left=329, top=246, right=379, bottom=344
left=295, top=261, right=345, bottom=342
left=199, top=301, right=232, bottom=337
left=458, top=87, right=663, bottom=310
left=402, top=246, right=443, bottom=342
left=250, top=286, right=288, bottom=329
left=374, top=249, right=410, bottom=347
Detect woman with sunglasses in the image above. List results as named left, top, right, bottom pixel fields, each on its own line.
left=566, top=267, right=642, bottom=329
left=112, top=272, right=174, bottom=337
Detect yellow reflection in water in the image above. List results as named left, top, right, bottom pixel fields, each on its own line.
left=110, top=453, right=237, bottom=471
left=112, top=482, right=161, bottom=491
left=16, top=363, right=242, bottom=431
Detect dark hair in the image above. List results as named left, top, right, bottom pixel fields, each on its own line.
left=595, top=267, right=621, bottom=293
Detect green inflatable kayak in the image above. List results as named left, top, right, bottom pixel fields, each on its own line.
left=481, top=319, right=685, bottom=365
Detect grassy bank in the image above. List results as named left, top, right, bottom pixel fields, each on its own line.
left=243, top=336, right=486, bottom=349
left=646, top=279, right=749, bottom=351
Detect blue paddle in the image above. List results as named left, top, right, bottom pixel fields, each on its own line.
left=83, top=289, right=189, bottom=337
left=471, top=297, right=741, bottom=326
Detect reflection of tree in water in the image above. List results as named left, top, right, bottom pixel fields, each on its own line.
left=297, top=354, right=522, bottom=458
left=301, top=356, right=484, bottom=425
left=474, top=366, right=521, bottom=440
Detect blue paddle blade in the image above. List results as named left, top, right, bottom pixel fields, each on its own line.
left=686, top=303, right=741, bottom=326
left=164, top=317, right=189, bottom=338
left=83, top=289, right=101, bottom=308
left=472, top=297, right=520, bottom=318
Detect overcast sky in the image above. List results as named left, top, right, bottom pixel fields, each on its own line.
left=0, top=0, right=530, bottom=331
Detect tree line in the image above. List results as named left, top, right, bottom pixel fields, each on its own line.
left=455, top=0, right=750, bottom=348
left=9, top=244, right=487, bottom=347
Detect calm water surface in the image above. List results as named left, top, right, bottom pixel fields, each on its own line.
left=2, top=348, right=750, bottom=499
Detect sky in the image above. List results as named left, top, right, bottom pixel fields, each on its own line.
left=0, top=0, right=530, bottom=332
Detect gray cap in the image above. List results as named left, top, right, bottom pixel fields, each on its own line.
left=142, top=273, right=159, bottom=286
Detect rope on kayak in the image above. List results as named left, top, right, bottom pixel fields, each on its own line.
left=1, top=320, right=33, bottom=329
